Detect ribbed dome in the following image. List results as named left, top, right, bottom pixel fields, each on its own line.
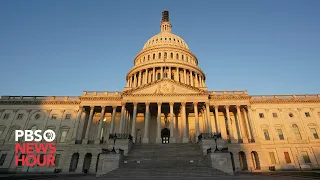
left=142, top=32, right=189, bottom=50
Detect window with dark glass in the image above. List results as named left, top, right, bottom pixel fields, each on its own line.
left=269, top=152, right=276, bottom=164
left=284, top=152, right=291, bottom=163
left=0, top=154, right=7, bottom=166
left=65, top=114, right=71, bottom=119
left=272, top=113, right=278, bottom=118
left=17, top=114, right=23, bottom=120
left=263, top=129, right=270, bottom=140
left=311, top=128, right=319, bottom=139
left=259, top=113, right=264, bottom=118
left=289, top=113, right=294, bottom=118
left=301, top=151, right=311, bottom=163
left=277, top=129, right=284, bottom=140
left=305, top=112, right=310, bottom=117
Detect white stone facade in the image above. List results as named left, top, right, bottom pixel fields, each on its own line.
left=0, top=11, right=319, bottom=174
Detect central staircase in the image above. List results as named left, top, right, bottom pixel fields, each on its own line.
left=104, top=143, right=229, bottom=178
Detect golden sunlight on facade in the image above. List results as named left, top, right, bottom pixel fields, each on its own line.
left=0, top=11, right=319, bottom=176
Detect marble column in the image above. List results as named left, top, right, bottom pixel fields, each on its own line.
left=119, top=103, right=126, bottom=133
left=138, top=71, right=142, bottom=86
left=190, top=71, right=194, bottom=86
left=195, top=73, right=198, bottom=87
left=71, top=106, right=83, bottom=142
left=145, top=69, right=148, bottom=84
left=194, top=102, right=200, bottom=140
left=214, top=105, right=220, bottom=134
left=153, top=68, right=156, bottom=81
left=133, top=73, right=137, bottom=87
left=110, top=106, right=116, bottom=134
left=131, top=102, right=138, bottom=142
left=169, top=102, right=176, bottom=143
left=243, top=107, right=253, bottom=141
left=84, top=106, right=94, bottom=142
left=95, top=106, right=106, bottom=144
left=182, top=102, right=189, bottom=143
left=225, top=105, right=234, bottom=142
left=236, top=105, right=248, bottom=143
left=205, top=102, right=212, bottom=133
left=169, top=67, right=172, bottom=79
left=156, top=102, right=162, bottom=143
left=176, top=67, right=179, bottom=82
left=143, top=102, right=150, bottom=143
left=184, top=69, right=187, bottom=83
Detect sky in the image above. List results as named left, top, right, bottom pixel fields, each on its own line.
left=0, top=0, right=319, bottom=96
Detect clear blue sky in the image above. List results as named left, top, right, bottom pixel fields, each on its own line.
left=1, top=0, right=319, bottom=96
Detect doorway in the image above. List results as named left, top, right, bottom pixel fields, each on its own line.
left=161, top=128, right=170, bottom=144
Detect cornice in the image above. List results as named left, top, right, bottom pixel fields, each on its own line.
left=250, top=98, right=320, bottom=104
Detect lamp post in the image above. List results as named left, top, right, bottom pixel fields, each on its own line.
left=111, top=133, right=117, bottom=154
left=213, top=133, right=219, bottom=152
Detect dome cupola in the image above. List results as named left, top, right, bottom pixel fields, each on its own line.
left=125, top=11, right=207, bottom=91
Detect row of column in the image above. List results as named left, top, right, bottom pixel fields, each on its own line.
left=77, top=103, right=255, bottom=144
left=126, top=67, right=205, bottom=88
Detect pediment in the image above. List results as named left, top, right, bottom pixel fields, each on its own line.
left=123, top=79, right=206, bottom=95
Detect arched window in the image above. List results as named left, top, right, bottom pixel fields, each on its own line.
left=182, top=55, right=184, bottom=60
left=0, top=126, right=5, bottom=139
left=148, top=55, right=150, bottom=60
left=176, top=53, right=179, bottom=60
left=153, top=54, right=155, bottom=59
left=170, top=53, right=173, bottom=59
left=164, top=52, right=167, bottom=58
left=263, top=129, right=270, bottom=140
left=158, top=53, right=161, bottom=59
left=292, top=124, right=302, bottom=140
left=60, top=130, right=67, bottom=143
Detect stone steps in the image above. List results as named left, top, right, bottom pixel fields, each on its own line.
left=106, top=167, right=228, bottom=177
left=103, top=143, right=225, bottom=178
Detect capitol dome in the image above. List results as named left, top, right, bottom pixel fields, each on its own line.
left=125, top=11, right=206, bottom=90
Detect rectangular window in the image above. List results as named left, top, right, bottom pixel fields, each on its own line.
left=277, top=129, right=285, bottom=140
left=17, top=114, right=23, bottom=120
left=284, top=152, right=291, bottom=163
left=65, top=114, right=71, bottom=119
left=311, top=128, right=319, bottom=139
left=305, top=112, right=310, bottom=117
left=54, top=154, right=61, bottom=166
left=272, top=113, right=278, bottom=118
left=0, top=154, right=7, bottom=166
left=263, top=129, right=270, bottom=140
left=3, top=113, right=9, bottom=119
left=259, top=113, right=264, bottom=118
left=301, top=151, right=311, bottom=163
left=269, top=152, right=276, bottom=164
left=51, top=114, right=57, bottom=119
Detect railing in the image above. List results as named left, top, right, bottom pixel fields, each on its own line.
left=82, top=91, right=122, bottom=97
left=0, top=96, right=80, bottom=100
left=109, top=133, right=133, bottom=140
left=251, top=94, right=320, bottom=100
left=198, top=133, right=221, bottom=141
left=209, top=90, right=248, bottom=95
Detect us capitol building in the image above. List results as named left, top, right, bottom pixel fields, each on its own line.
left=0, top=11, right=319, bottom=175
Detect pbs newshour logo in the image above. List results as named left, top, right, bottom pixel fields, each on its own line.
left=15, top=129, right=57, bottom=167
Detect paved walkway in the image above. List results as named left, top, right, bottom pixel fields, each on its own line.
left=1, top=172, right=320, bottom=180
